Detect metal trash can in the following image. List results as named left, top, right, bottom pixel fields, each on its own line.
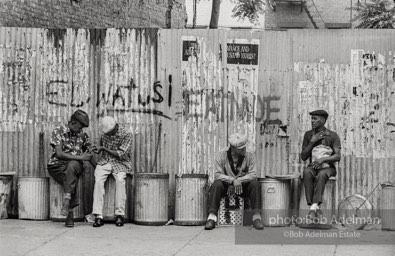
left=49, top=177, right=84, bottom=221
left=259, top=178, right=291, bottom=227
left=175, top=174, right=208, bottom=226
left=134, top=173, right=169, bottom=225
left=381, top=184, right=395, bottom=231
left=18, top=177, right=49, bottom=220
left=0, top=174, right=13, bottom=219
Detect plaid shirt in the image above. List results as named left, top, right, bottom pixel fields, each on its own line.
left=48, top=125, right=91, bottom=166
left=97, top=126, right=133, bottom=173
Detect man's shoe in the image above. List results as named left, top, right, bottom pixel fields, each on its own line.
left=93, top=218, right=104, bottom=227
left=204, top=219, right=216, bottom=230
left=65, top=212, right=74, bottom=228
left=253, top=219, right=264, bottom=230
left=60, top=198, right=70, bottom=216
left=115, top=215, right=124, bottom=227
left=307, top=210, right=317, bottom=221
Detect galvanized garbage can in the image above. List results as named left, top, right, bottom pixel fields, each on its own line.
left=18, top=177, right=49, bottom=220
left=175, top=174, right=208, bottom=226
left=49, top=177, right=84, bottom=222
left=103, top=174, right=133, bottom=222
left=134, top=173, right=169, bottom=225
left=259, top=178, right=291, bottom=227
left=0, top=174, right=13, bottom=219
left=381, top=184, right=395, bottom=231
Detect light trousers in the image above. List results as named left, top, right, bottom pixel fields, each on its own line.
left=92, top=163, right=126, bottom=216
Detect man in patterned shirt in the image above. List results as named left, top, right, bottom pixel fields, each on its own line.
left=90, top=116, right=133, bottom=227
left=47, top=110, right=95, bottom=227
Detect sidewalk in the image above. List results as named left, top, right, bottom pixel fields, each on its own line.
left=0, top=219, right=394, bottom=256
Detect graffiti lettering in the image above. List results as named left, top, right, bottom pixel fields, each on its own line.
left=47, top=76, right=171, bottom=119
left=182, top=88, right=281, bottom=123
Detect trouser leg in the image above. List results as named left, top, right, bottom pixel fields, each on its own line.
left=243, top=180, right=261, bottom=213
left=92, top=164, right=112, bottom=216
left=208, top=180, right=228, bottom=214
left=313, top=168, right=336, bottom=205
left=113, top=171, right=127, bottom=216
left=303, top=167, right=316, bottom=205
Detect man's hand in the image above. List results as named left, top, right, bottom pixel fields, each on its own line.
left=311, top=131, right=326, bottom=143
left=90, top=145, right=105, bottom=154
left=309, top=158, right=325, bottom=169
left=233, top=179, right=243, bottom=195
left=227, top=185, right=235, bottom=196
left=80, top=153, right=93, bottom=161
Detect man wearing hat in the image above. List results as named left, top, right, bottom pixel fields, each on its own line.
left=47, top=109, right=95, bottom=227
left=301, top=110, right=341, bottom=219
left=204, top=133, right=264, bottom=230
left=90, top=116, right=133, bottom=227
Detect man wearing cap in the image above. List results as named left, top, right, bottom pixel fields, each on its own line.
left=204, top=133, right=264, bottom=230
left=301, top=110, right=341, bottom=219
left=90, top=116, right=133, bottom=227
left=47, top=110, right=95, bottom=227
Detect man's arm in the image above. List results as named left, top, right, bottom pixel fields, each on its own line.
left=301, top=131, right=325, bottom=161
left=54, top=145, right=92, bottom=161
left=237, top=153, right=257, bottom=183
left=214, top=153, right=235, bottom=184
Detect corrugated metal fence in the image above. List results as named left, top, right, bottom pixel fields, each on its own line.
left=1, top=28, right=394, bottom=217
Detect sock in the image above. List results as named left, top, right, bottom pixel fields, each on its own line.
left=310, top=203, right=318, bottom=211
left=207, top=213, right=217, bottom=222
left=64, top=193, right=71, bottom=200
left=96, top=215, right=103, bottom=219
left=252, top=212, right=261, bottom=221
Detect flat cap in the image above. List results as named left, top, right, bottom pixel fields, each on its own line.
left=309, top=110, right=329, bottom=119
left=228, top=133, right=248, bottom=149
left=71, top=110, right=89, bottom=127
left=99, top=116, right=117, bottom=134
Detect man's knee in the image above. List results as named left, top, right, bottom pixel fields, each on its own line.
left=210, top=180, right=225, bottom=191
left=65, top=161, right=83, bottom=175
left=303, top=168, right=314, bottom=180
left=316, top=171, right=330, bottom=182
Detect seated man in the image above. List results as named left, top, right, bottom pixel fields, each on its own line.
left=301, top=110, right=341, bottom=219
left=91, top=116, right=133, bottom=227
left=205, top=133, right=264, bottom=230
left=47, top=110, right=95, bottom=227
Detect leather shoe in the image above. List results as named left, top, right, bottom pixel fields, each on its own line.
left=307, top=210, right=317, bottom=221
left=204, top=219, right=216, bottom=230
left=65, top=212, right=74, bottom=227
left=115, top=215, right=124, bottom=227
left=60, top=198, right=70, bottom=216
left=93, top=217, right=104, bottom=227
left=253, top=219, right=264, bottom=230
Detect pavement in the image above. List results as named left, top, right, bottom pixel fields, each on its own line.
left=0, top=219, right=394, bottom=256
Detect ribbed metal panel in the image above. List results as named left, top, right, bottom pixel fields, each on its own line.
left=134, top=173, right=169, bottom=225
left=289, top=29, right=395, bottom=213
left=49, top=176, right=84, bottom=222
left=381, top=186, right=395, bottom=231
left=18, top=177, right=49, bottom=220
left=174, top=174, right=208, bottom=225
left=259, top=178, right=291, bottom=226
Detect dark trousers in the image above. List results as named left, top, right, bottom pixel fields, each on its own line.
left=208, top=180, right=261, bottom=215
left=47, top=160, right=84, bottom=195
left=302, top=167, right=336, bottom=205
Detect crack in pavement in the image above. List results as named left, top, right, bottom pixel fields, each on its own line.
left=172, top=228, right=205, bottom=256
left=22, top=224, right=78, bottom=256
